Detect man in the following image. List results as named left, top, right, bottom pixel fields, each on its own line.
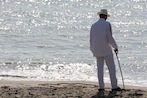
left=90, top=9, right=121, bottom=91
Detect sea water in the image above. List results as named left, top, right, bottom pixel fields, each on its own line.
left=0, top=0, right=147, bottom=87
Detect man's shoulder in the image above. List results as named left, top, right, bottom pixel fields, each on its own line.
left=91, top=22, right=97, bottom=27
left=106, top=21, right=111, bottom=25
left=93, top=21, right=98, bottom=25
left=105, top=21, right=111, bottom=27
left=106, top=21, right=110, bottom=24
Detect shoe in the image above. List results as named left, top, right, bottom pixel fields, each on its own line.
left=112, top=87, right=122, bottom=91
left=98, top=88, right=105, bottom=91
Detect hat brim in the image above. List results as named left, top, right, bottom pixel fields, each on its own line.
left=97, top=12, right=110, bottom=17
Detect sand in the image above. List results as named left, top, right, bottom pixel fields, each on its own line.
left=0, top=80, right=146, bottom=98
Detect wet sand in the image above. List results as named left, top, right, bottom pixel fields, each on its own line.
left=0, top=81, right=146, bottom=98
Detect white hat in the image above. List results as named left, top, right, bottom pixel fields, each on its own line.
left=97, top=9, right=110, bottom=17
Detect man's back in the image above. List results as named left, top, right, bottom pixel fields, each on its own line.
left=90, top=18, right=117, bottom=57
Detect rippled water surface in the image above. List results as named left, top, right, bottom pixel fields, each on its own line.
left=0, top=0, right=147, bottom=86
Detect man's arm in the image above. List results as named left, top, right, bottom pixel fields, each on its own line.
left=90, top=26, right=93, bottom=51
left=106, top=23, right=118, bottom=53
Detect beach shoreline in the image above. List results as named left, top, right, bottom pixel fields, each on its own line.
left=0, top=80, right=146, bottom=89
left=0, top=80, right=146, bottom=98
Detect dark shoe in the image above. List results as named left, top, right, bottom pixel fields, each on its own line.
left=112, top=87, right=122, bottom=91
left=97, top=89, right=105, bottom=97
left=98, top=88, right=105, bottom=91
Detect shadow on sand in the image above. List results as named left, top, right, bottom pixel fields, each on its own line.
left=91, top=90, right=122, bottom=98
left=91, top=89, right=144, bottom=98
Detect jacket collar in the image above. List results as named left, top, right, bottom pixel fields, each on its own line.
left=99, top=18, right=106, bottom=21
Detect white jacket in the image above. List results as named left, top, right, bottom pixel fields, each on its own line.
left=90, top=18, right=118, bottom=57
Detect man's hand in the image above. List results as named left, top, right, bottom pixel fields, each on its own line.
left=114, top=48, right=118, bottom=54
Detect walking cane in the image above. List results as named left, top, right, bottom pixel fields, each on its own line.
left=115, top=52, right=125, bottom=90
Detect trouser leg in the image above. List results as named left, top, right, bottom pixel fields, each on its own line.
left=105, top=54, right=118, bottom=89
left=96, top=57, right=104, bottom=89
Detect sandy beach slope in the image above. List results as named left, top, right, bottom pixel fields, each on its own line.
left=0, top=80, right=146, bottom=98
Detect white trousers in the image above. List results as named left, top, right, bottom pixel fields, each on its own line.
left=96, top=54, right=118, bottom=89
